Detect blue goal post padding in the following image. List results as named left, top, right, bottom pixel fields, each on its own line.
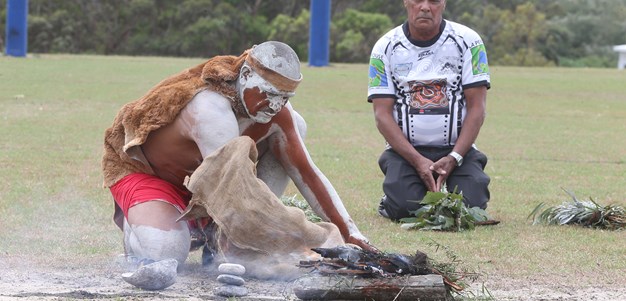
left=308, top=0, right=330, bottom=67
left=5, top=0, right=29, bottom=57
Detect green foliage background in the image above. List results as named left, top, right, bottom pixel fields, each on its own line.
left=1, top=0, right=625, bottom=67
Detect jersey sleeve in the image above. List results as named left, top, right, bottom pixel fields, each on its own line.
left=367, top=37, right=396, bottom=102
left=461, top=30, right=491, bottom=90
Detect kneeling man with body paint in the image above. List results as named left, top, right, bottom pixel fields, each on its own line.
left=101, top=41, right=376, bottom=289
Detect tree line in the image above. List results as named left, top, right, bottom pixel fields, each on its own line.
left=1, top=0, right=625, bottom=67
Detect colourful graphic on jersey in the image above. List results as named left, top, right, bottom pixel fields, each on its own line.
left=471, top=44, right=489, bottom=75
left=369, top=58, right=388, bottom=87
left=407, top=79, right=449, bottom=114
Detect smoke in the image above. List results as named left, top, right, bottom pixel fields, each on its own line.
left=215, top=249, right=321, bottom=281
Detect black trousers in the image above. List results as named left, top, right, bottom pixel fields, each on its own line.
left=378, top=147, right=490, bottom=220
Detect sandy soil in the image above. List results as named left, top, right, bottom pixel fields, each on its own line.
left=1, top=255, right=625, bottom=301
left=0, top=256, right=292, bottom=301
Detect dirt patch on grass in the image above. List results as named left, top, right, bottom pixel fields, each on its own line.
left=0, top=255, right=293, bottom=300
left=1, top=255, right=625, bottom=301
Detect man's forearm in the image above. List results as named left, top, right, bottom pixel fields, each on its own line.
left=373, top=101, right=425, bottom=168
left=454, top=86, right=487, bottom=155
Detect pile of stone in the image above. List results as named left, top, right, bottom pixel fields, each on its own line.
left=215, top=263, right=248, bottom=298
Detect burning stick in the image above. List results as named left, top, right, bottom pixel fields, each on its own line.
left=301, top=246, right=432, bottom=277
left=295, top=246, right=456, bottom=300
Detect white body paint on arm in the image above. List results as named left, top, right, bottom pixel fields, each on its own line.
left=178, top=90, right=240, bottom=158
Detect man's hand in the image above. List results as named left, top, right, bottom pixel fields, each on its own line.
left=346, top=235, right=380, bottom=253
left=429, top=155, right=457, bottom=192
left=414, top=156, right=437, bottom=192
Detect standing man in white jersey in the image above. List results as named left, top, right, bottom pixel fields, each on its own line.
left=368, top=0, right=491, bottom=221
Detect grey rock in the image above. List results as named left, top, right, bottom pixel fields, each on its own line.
left=215, top=285, right=248, bottom=297
left=218, top=263, right=246, bottom=276
left=121, top=258, right=178, bottom=291
left=217, top=274, right=245, bottom=286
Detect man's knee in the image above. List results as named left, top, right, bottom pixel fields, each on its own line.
left=124, top=219, right=191, bottom=265
left=468, top=174, right=490, bottom=209
left=379, top=156, right=427, bottom=220
left=450, top=149, right=491, bottom=209
left=381, top=196, right=423, bottom=221
left=450, top=173, right=490, bottom=209
left=382, top=180, right=427, bottom=220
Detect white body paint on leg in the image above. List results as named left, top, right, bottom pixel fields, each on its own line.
left=123, top=218, right=191, bottom=266
left=256, top=148, right=290, bottom=197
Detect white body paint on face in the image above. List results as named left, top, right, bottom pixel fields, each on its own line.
left=238, top=70, right=294, bottom=124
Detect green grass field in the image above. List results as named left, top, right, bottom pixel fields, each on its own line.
left=1, top=55, right=624, bottom=291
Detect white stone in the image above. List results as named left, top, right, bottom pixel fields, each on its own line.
left=217, top=274, right=245, bottom=286
left=215, top=285, right=248, bottom=297
left=218, top=263, right=246, bottom=276
left=121, top=258, right=177, bottom=291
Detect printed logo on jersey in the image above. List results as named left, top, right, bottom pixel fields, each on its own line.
left=406, top=78, right=449, bottom=115
left=438, top=56, right=462, bottom=75
left=418, top=50, right=434, bottom=61
left=394, top=63, right=412, bottom=77
left=369, top=58, right=388, bottom=88
left=471, top=44, right=489, bottom=75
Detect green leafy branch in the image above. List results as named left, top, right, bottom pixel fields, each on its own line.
left=400, top=188, right=493, bottom=232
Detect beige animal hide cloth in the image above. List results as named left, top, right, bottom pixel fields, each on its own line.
left=101, top=50, right=249, bottom=188
left=179, top=137, right=345, bottom=279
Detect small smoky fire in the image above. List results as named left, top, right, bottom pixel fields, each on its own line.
left=298, top=246, right=432, bottom=278
left=294, top=246, right=455, bottom=301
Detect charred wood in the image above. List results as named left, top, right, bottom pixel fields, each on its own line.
left=293, top=274, right=449, bottom=301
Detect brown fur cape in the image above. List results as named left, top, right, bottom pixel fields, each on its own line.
left=101, top=50, right=250, bottom=188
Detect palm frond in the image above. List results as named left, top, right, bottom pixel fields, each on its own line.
left=529, top=189, right=626, bottom=230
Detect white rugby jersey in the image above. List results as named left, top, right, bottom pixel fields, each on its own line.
left=368, top=20, right=490, bottom=147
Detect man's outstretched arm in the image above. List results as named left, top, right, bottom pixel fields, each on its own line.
left=267, top=107, right=378, bottom=252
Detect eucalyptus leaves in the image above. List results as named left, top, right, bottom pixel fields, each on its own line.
left=400, top=188, right=495, bottom=231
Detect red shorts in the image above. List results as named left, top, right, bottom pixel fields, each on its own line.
left=110, top=173, right=191, bottom=219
